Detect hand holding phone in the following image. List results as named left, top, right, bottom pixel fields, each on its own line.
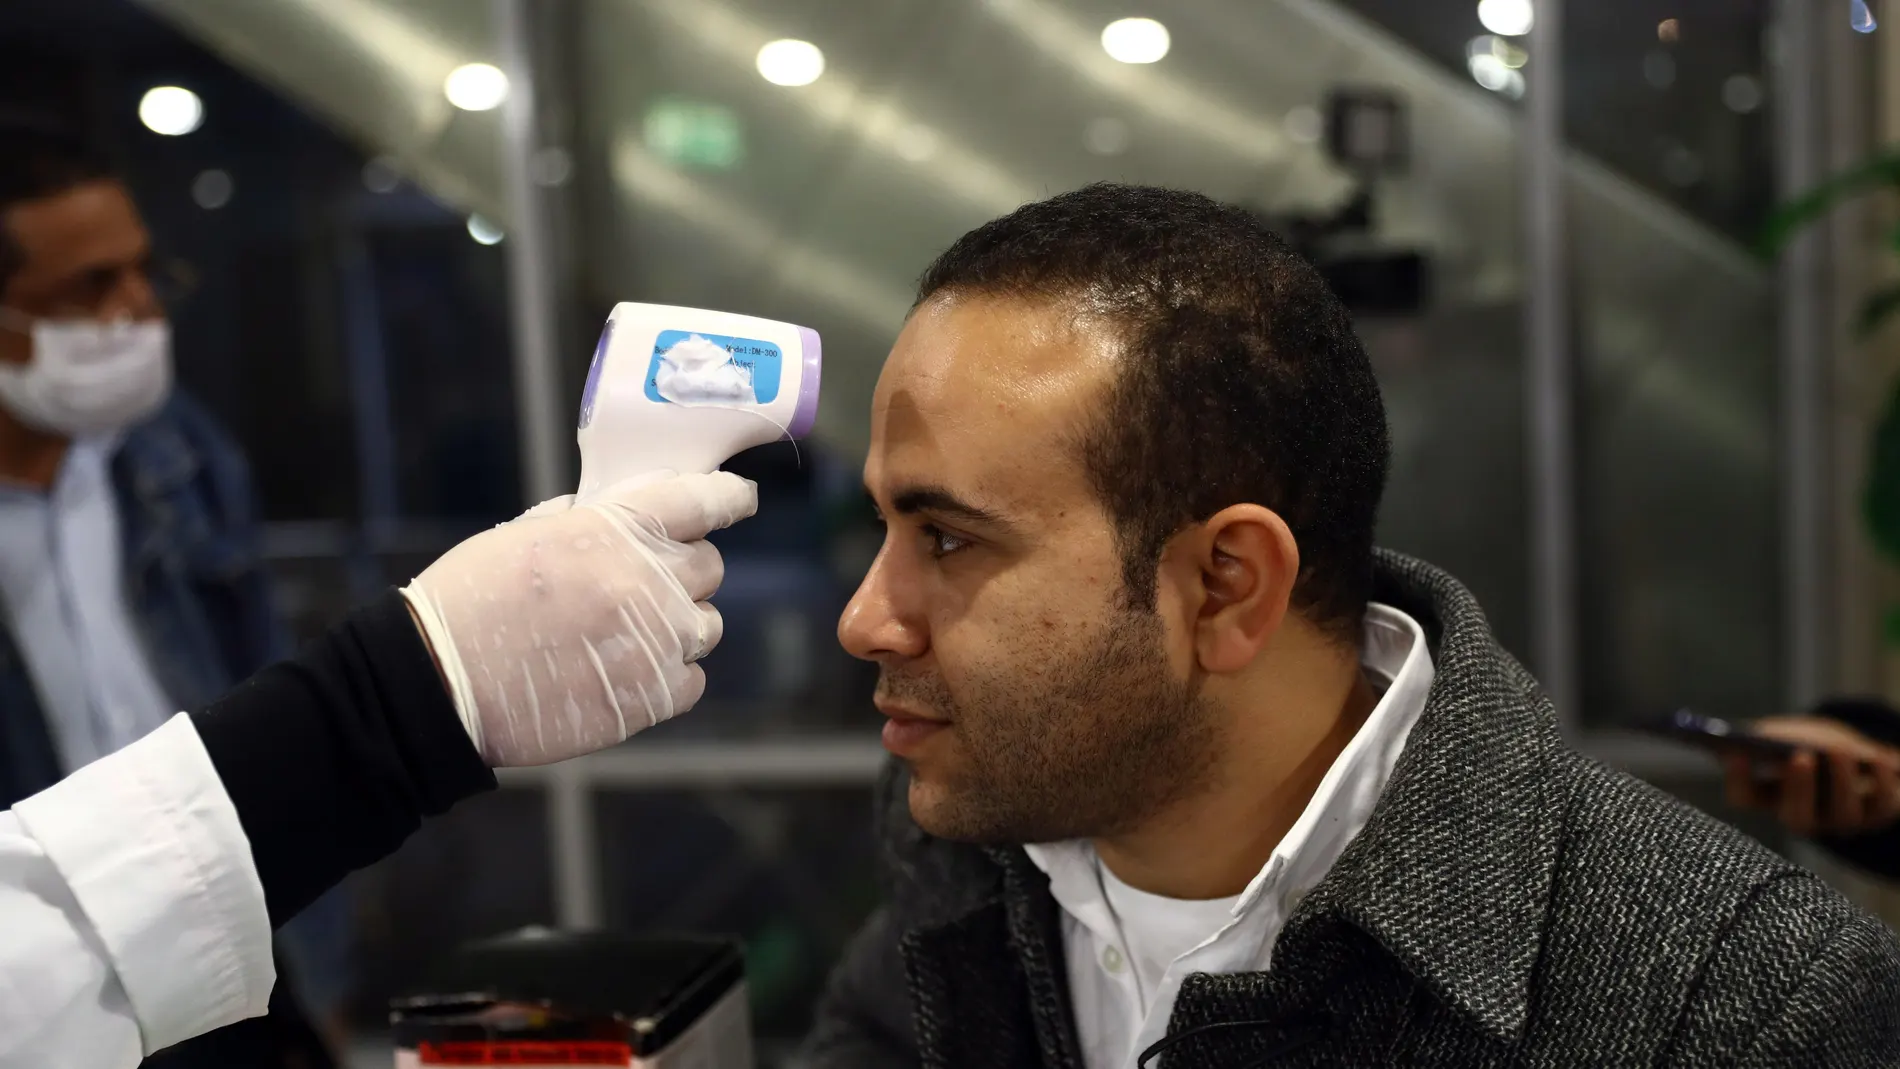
left=1724, top=715, right=1900, bottom=837
left=1637, top=710, right=1900, bottom=836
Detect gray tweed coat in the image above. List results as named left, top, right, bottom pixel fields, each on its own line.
left=795, top=552, right=1900, bottom=1067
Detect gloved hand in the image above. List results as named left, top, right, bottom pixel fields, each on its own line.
left=400, top=471, right=757, bottom=766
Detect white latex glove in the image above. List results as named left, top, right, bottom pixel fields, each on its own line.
left=400, top=471, right=757, bottom=766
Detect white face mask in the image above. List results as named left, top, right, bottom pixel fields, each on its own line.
left=0, top=318, right=173, bottom=436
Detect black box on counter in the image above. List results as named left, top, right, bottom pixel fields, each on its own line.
left=390, top=928, right=752, bottom=1068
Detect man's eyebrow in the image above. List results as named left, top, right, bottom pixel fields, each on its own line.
left=873, top=483, right=1013, bottom=530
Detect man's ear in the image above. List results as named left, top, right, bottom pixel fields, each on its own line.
left=1167, top=505, right=1299, bottom=674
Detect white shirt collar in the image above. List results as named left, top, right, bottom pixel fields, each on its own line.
left=1234, top=600, right=1433, bottom=913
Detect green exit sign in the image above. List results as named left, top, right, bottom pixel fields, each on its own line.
left=643, top=97, right=744, bottom=170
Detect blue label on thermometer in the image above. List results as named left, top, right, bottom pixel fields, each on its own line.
left=644, top=330, right=783, bottom=405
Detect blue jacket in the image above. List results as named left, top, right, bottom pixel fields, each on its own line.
left=0, top=391, right=286, bottom=807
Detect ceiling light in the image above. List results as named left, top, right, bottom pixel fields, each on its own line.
left=1476, top=0, right=1534, bottom=37
left=1662, top=144, right=1702, bottom=187
left=1084, top=117, right=1132, bottom=156
left=1467, top=34, right=1529, bottom=70
left=467, top=215, right=504, bottom=245
left=1851, top=0, right=1877, bottom=33
left=1644, top=50, right=1677, bottom=89
left=1468, top=52, right=1512, bottom=92
left=1101, top=17, right=1170, bottom=64
left=444, top=63, right=509, bottom=111
left=139, top=86, right=203, bottom=136
left=362, top=157, right=401, bottom=193
left=1283, top=106, right=1323, bottom=145
left=893, top=125, right=939, bottom=163
left=756, top=39, right=825, bottom=87
left=533, top=147, right=575, bottom=186
left=1722, top=74, right=1764, bottom=114
left=1467, top=52, right=1525, bottom=98
left=191, top=169, right=233, bottom=209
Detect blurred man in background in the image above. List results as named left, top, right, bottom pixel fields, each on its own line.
left=0, top=117, right=339, bottom=1068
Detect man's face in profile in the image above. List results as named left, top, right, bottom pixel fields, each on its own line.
left=839, top=291, right=1221, bottom=844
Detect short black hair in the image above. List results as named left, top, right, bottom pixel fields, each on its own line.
left=915, top=183, right=1390, bottom=642
left=0, top=115, right=118, bottom=293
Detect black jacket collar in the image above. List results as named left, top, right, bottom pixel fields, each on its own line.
left=1279, top=550, right=1563, bottom=1043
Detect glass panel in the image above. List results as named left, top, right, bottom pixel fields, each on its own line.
left=651, top=444, right=873, bottom=736
left=1564, top=0, right=1774, bottom=240
left=594, top=788, right=880, bottom=1050
left=568, top=0, right=1537, bottom=694
left=267, top=555, right=363, bottom=646
left=109, top=32, right=368, bottom=521
left=1568, top=2, right=1785, bottom=725
left=141, top=0, right=513, bottom=226
left=1338, top=0, right=1775, bottom=241
left=363, top=209, right=522, bottom=522
left=1331, top=0, right=1512, bottom=81
left=1330, top=0, right=1793, bottom=723
left=343, top=788, right=557, bottom=1019
left=124, top=0, right=525, bottom=530
left=35, top=0, right=524, bottom=537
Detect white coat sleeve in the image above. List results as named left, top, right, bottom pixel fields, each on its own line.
left=0, top=713, right=275, bottom=1069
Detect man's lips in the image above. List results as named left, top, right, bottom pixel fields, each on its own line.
left=876, top=702, right=949, bottom=755
left=874, top=699, right=946, bottom=725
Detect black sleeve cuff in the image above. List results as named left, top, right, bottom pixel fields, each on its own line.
left=1810, top=696, right=1900, bottom=880
left=191, top=589, right=497, bottom=927
left=1813, top=696, right=1900, bottom=750
left=1817, top=825, right=1900, bottom=880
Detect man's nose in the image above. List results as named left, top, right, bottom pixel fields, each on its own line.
left=837, top=552, right=927, bottom=663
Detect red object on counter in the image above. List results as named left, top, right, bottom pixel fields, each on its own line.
left=417, top=1040, right=633, bottom=1065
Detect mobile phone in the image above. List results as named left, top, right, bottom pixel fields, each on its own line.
left=1638, top=709, right=1803, bottom=764
left=1636, top=708, right=1838, bottom=814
